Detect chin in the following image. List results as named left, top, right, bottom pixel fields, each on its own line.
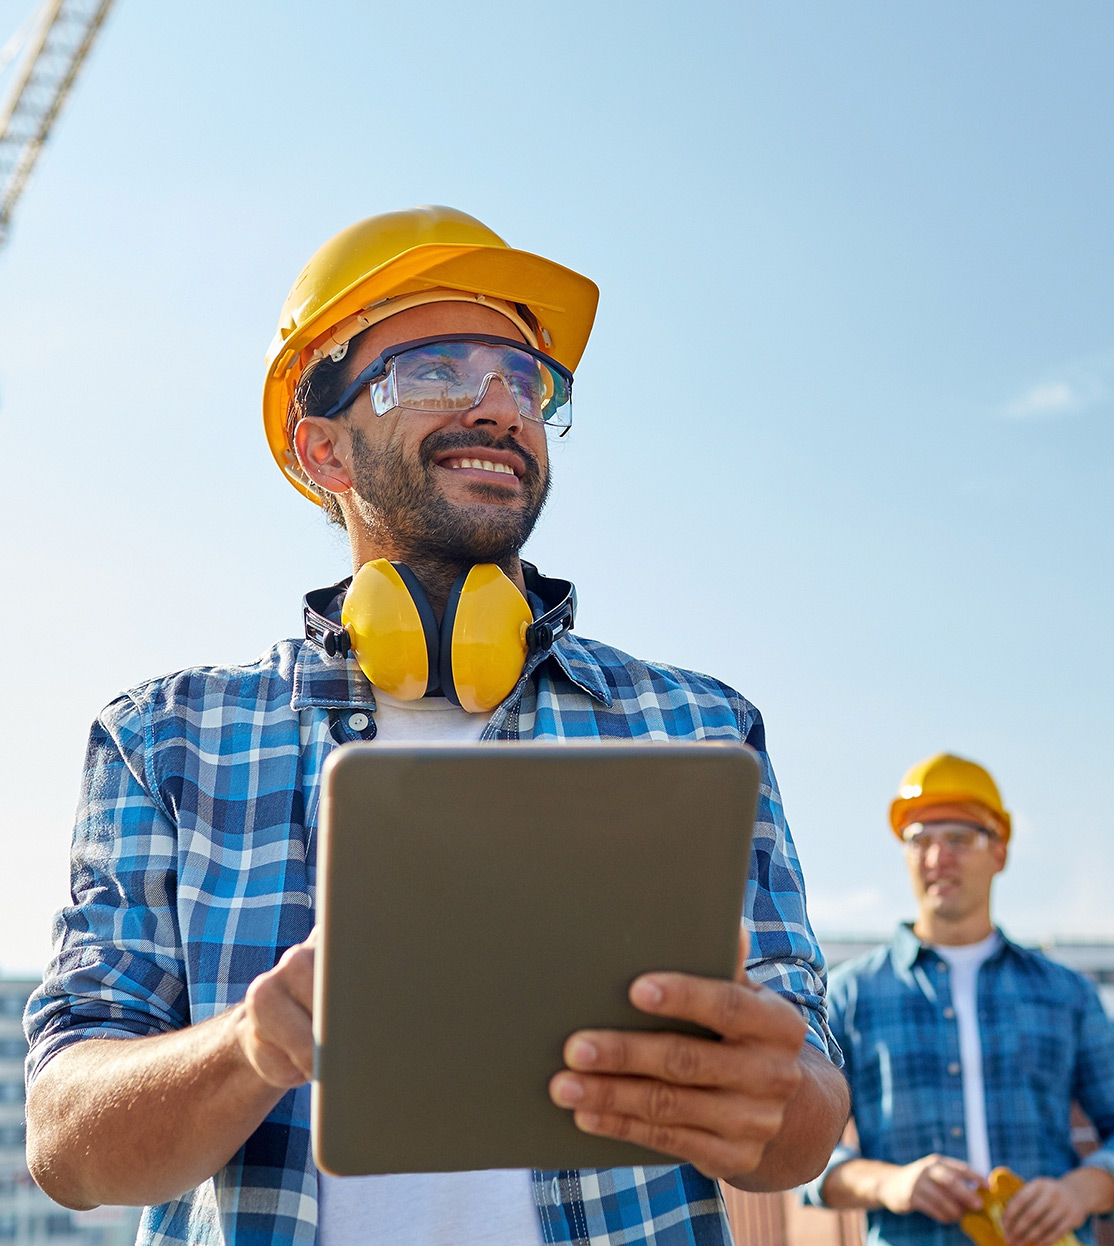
left=931, top=900, right=972, bottom=923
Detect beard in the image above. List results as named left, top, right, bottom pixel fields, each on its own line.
left=345, top=424, right=550, bottom=567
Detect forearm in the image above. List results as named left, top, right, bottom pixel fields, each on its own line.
left=1062, top=1166, right=1114, bottom=1219
left=26, top=1006, right=285, bottom=1209
left=726, top=1042, right=849, bottom=1192
left=819, top=1157, right=899, bottom=1210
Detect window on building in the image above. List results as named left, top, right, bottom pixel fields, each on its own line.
left=0, top=1083, right=23, bottom=1104
left=0, top=996, right=26, bottom=1018
left=0, top=1040, right=26, bottom=1060
left=0, top=1125, right=25, bottom=1147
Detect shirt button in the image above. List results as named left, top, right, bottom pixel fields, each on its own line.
left=952, top=1126, right=963, bottom=1138
left=937, top=963, right=947, bottom=973
left=943, top=1007, right=955, bottom=1019
left=348, top=712, right=370, bottom=732
left=948, top=1062, right=961, bottom=1075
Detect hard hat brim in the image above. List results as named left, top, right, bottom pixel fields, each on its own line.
left=890, top=793, right=1012, bottom=841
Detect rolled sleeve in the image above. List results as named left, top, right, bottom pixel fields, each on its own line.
left=742, top=713, right=842, bottom=1068
left=24, top=695, right=187, bottom=1085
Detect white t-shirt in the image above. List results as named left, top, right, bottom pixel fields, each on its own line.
left=932, top=932, right=1002, bottom=1177
left=317, top=688, right=546, bottom=1246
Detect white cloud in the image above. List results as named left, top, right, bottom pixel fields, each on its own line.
left=1000, top=351, right=1114, bottom=419
left=1004, top=382, right=1080, bottom=418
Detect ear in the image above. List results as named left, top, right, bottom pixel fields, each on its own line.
left=990, top=837, right=1008, bottom=876
left=294, top=417, right=353, bottom=497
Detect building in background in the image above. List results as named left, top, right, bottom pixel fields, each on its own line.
left=0, top=978, right=140, bottom=1246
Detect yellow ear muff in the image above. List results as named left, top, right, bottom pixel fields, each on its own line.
left=341, top=559, right=438, bottom=701
left=440, top=565, right=532, bottom=714
left=340, top=560, right=533, bottom=713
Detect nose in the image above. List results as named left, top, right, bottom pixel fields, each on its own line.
left=462, top=372, right=524, bottom=433
left=922, top=840, right=958, bottom=870
left=922, top=842, right=943, bottom=869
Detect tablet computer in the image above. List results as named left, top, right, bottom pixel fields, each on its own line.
left=312, top=739, right=760, bottom=1176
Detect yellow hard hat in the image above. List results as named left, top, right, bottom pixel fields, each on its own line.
left=889, top=752, right=1011, bottom=841
left=263, top=205, right=600, bottom=502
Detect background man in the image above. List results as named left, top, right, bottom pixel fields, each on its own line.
left=805, top=752, right=1114, bottom=1246
left=23, top=206, right=847, bottom=1245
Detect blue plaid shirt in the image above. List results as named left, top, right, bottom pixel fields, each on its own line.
left=26, top=593, right=837, bottom=1246
left=802, top=923, right=1114, bottom=1246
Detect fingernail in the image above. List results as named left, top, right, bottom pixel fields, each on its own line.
left=575, top=1111, right=602, bottom=1133
left=631, top=978, right=664, bottom=1008
left=552, top=1075, right=584, bottom=1106
left=568, top=1038, right=598, bottom=1067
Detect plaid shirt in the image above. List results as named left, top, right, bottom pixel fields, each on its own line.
left=26, top=592, right=836, bottom=1246
left=802, top=923, right=1114, bottom=1246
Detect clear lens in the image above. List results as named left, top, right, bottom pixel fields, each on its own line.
left=902, top=824, right=994, bottom=853
left=368, top=367, right=397, bottom=416
left=375, top=340, right=571, bottom=427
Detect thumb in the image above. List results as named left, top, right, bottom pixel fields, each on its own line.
left=735, top=924, right=751, bottom=983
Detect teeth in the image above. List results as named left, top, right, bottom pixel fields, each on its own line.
left=449, top=458, right=514, bottom=475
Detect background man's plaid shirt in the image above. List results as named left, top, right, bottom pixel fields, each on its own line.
left=26, top=607, right=839, bottom=1246
left=802, top=923, right=1114, bottom=1246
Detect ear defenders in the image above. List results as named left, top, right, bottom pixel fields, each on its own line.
left=303, top=561, right=576, bottom=714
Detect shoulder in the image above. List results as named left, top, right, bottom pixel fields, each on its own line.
left=827, top=943, right=902, bottom=1005
left=573, top=635, right=743, bottom=696
left=999, top=938, right=1106, bottom=1004
left=563, top=635, right=764, bottom=743
left=97, top=640, right=302, bottom=736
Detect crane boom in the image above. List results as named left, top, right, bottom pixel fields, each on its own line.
left=0, top=0, right=114, bottom=246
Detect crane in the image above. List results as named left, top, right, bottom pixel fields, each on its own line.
left=0, top=0, right=114, bottom=247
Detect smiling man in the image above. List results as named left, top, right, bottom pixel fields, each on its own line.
left=24, top=206, right=847, bottom=1246
left=804, top=752, right=1114, bottom=1246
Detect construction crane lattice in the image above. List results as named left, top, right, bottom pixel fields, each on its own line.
left=0, top=0, right=114, bottom=246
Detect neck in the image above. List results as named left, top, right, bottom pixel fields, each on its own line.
left=913, top=909, right=995, bottom=947
left=347, top=534, right=526, bottom=620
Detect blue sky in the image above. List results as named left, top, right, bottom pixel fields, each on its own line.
left=0, top=1, right=1111, bottom=973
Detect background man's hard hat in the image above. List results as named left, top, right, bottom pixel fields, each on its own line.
left=889, top=752, right=1012, bottom=841
left=262, top=205, right=599, bottom=503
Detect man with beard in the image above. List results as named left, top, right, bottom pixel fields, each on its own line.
left=24, top=206, right=848, bottom=1246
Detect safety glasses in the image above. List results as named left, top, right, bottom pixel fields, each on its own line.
left=319, top=334, right=574, bottom=430
left=901, top=823, right=999, bottom=854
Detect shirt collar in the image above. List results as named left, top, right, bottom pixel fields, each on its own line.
left=541, top=625, right=613, bottom=706
left=891, top=920, right=1023, bottom=971
left=290, top=579, right=613, bottom=712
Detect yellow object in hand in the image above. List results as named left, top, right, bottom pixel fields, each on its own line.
left=960, top=1168, right=1083, bottom=1246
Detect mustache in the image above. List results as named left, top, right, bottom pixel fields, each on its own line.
left=418, top=429, right=543, bottom=480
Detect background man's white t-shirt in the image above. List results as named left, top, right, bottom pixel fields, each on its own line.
left=317, top=688, right=546, bottom=1246
left=932, top=931, right=1002, bottom=1178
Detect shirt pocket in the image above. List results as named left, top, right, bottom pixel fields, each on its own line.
left=989, top=994, right=1073, bottom=1098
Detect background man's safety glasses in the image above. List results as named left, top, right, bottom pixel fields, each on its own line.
left=901, top=823, right=999, bottom=853
left=319, top=334, right=574, bottom=429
